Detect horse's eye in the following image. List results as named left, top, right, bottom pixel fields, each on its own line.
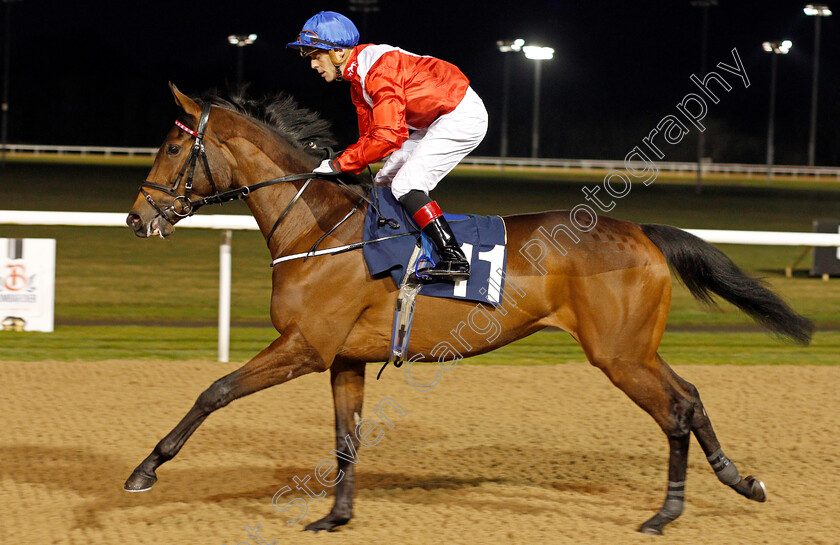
left=166, top=144, right=180, bottom=155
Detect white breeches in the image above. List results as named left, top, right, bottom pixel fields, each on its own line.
left=375, top=86, right=488, bottom=199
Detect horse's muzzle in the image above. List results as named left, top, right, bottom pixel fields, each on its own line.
left=126, top=212, right=174, bottom=239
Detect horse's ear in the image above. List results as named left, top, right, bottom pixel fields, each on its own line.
left=169, top=82, right=201, bottom=119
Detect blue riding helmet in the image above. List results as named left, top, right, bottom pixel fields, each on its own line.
left=287, top=11, right=360, bottom=51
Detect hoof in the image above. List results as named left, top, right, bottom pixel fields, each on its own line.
left=304, top=513, right=350, bottom=532
left=745, top=476, right=767, bottom=503
left=124, top=468, right=157, bottom=492
left=638, top=514, right=665, bottom=536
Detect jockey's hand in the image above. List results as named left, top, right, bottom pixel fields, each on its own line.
left=313, top=158, right=341, bottom=176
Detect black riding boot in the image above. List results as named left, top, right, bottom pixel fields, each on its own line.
left=398, top=190, right=470, bottom=282
left=417, top=216, right=471, bottom=281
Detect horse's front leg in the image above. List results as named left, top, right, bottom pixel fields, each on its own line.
left=304, top=358, right=365, bottom=532
left=124, top=325, right=327, bottom=492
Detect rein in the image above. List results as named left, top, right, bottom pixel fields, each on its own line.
left=141, top=103, right=400, bottom=265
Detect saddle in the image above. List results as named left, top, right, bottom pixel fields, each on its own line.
left=363, top=186, right=508, bottom=304
left=362, top=187, right=509, bottom=375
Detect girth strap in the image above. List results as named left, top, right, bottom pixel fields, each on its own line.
left=265, top=177, right=314, bottom=244
left=302, top=197, right=364, bottom=259
left=271, top=232, right=413, bottom=267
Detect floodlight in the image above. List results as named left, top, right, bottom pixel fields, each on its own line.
left=762, top=40, right=792, bottom=54
left=496, top=39, right=525, bottom=53
left=804, top=4, right=832, bottom=16
left=228, top=34, right=258, bottom=47
left=523, top=46, right=554, bottom=60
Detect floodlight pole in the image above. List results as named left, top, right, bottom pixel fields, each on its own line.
left=530, top=59, right=543, bottom=159
left=691, top=0, right=717, bottom=194
left=766, top=51, right=778, bottom=185
left=236, top=47, right=245, bottom=87
left=762, top=40, right=791, bottom=184
left=496, top=39, right=524, bottom=161
left=806, top=14, right=821, bottom=166
left=501, top=52, right=512, bottom=159
left=228, top=34, right=257, bottom=87
left=1, top=0, right=22, bottom=166
left=523, top=45, right=554, bottom=159
left=805, top=4, right=832, bottom=166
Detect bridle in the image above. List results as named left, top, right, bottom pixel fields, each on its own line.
left=139, top=103, right=399, bottom=258
left=140, top=103, right=219, bottom=222
left=139, top=103, right=320, bottom=234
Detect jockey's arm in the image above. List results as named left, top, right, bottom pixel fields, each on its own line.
left=336, top=73, right=409, bottom=174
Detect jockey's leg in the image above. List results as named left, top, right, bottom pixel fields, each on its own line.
left=398, top=190, right=470, bottom=281
left=389, top=87, right=488, bottom=282
left=375, top=131, right=470, bottom=281
left=374, top=130, right=424, bottom=186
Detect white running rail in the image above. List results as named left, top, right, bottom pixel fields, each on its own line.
left=3, top=144, right=158, bottom=156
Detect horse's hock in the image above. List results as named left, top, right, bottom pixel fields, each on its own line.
left=1, top=359, right=839, bottom=545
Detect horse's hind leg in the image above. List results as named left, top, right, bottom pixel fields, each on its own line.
left=670, top=371, right=768, bottom=503
left=586, top=353, right=694, bottom=535
left=304, top=358, right=365, bottom=532
left=587, top=350, right=765, bottom=535
left=124, top=326, right=327, bottom=492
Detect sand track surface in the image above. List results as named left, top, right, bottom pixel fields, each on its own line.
left=2, top=360, right=839, bottom=545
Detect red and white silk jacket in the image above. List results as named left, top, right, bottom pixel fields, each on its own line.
left=335, top=44, right=470, bottom=174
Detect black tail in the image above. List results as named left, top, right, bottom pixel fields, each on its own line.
left=641, top=223, right=814, bottom=345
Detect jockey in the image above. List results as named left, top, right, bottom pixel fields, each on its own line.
left=288, top=11, right=488, bottom=282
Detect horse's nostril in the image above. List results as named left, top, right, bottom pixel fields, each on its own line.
left=126, top=213, right=141, bottom=228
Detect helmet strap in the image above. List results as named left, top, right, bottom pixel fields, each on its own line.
left=329, top=49, right=347, bottom=80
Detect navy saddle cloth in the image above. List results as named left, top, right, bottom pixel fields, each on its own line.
left=362, top=186, right=508, bottom=304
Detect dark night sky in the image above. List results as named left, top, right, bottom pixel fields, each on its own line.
left=3, top=0, right=838, bottom=164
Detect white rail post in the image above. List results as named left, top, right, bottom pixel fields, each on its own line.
left=219, top=230, right=232, bottom=362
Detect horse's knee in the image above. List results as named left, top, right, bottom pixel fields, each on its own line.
left=197, top=378, right=234, bottom=414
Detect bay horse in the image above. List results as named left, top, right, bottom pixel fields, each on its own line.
left=124, top=84, right=813, bottom=535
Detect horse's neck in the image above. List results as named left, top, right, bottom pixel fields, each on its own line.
left=226, top=134, right=357, bottom=258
